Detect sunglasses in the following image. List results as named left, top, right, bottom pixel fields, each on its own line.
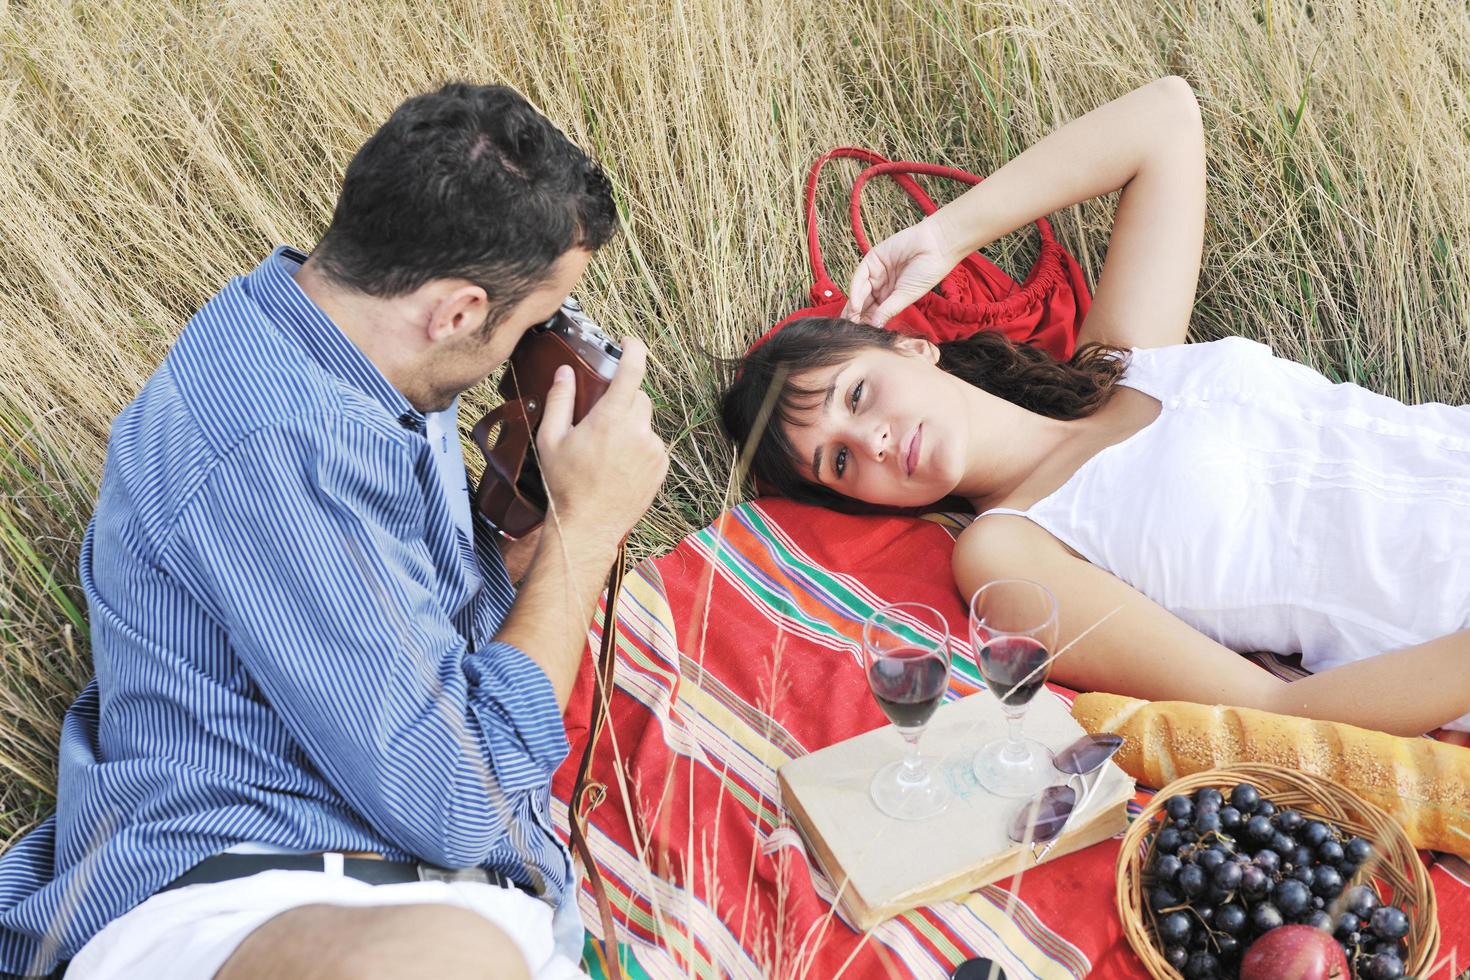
left=950, top=956, right=1006, bottom=980
left=1006, top=732, right=1125, bottom=861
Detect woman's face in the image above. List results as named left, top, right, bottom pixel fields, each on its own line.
left=781, top=339, right=972, bottom=507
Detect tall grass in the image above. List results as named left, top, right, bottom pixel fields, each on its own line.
left=1, top=0, right=1467, bottom=872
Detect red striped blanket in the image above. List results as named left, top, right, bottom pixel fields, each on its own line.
left=553, top=498, right=1470, bottom=979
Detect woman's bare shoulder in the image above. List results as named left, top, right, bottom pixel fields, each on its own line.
left=953, top=513, right=1079, bottom=578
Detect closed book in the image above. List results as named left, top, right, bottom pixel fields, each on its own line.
left=778, top=691, right=1135, bottom=930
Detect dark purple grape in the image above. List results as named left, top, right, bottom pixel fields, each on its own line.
left=1215, top=903, right=1248, bottom=935
left=1188, top=927, right=1210, bottom=951
left=1150, top=885, right=1182, bottom=912
left=1290, top=865, right=1315, bottom=885
left=1195, top=810, right=1222, bottom=836
left=1369, top=905, right=1410, bottom=941
left=1214, top=934, right=1240, bottom=959
left=1255, top=800, right=1278, bottom=818
left=1183, top=951, right=1220, bottom=979
left=1197, top=906, right=1214, bottom=924
left=1251, top=902, right=1284, bottom=933
left=1292, top=845, right=1315, bottom=869
left=1240, top=865, right=1270, bottom=899
left=1301, top=820, right=1331, bottom=848
left=1253, top=849, right=1281, bottom=874
left=1306, top=910, right=1334, bottom=931
left=1317, top=839, right=1345, bottom=866
left=1153, top=853, right=1183, bottom=883
left=1362, top=951, right=1406, bottom=980
left=1197, top=848, right=1227, bottom=872
left=1173, top=817, right=1193, bottom=830
left=1205, top=883, right=1235, bottom=905
left=1195, top=786, right=1225, bottom=809
left=1212, top=861, right=1243, bottom=893
left=1178, top=864, right=1207, bottom=898
left=1273, top=809, right=1306, bottom=832
left=1165, top=795, right=1194, bottom=822
left=1345, top=837, right=1374, bottom=865
left=1218, top=805, right=1243, bottom=833
left=1312, top=865, right=1344, bottom=898
left=1158, top=910, right=1192, bottom=944
left=1246, top=815, right=1275, bottom=843
left=1270, top=832, right=1298, bottom=859
left=1340, top=860, right=1361, bottom=880
left=1229, top=783, right=1261, bottom=811
left=1156, top=827, right=1184, bottom=855
left=1334, top=912, right=1360, bottom=938
left=1164, top=945, right=1189, bottom=970
left=1371, top=939, right=1407, bottom=960
left=1275, top=878, right=1312, bottom=916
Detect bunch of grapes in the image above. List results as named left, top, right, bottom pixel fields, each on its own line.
left=1143, top=783, right=1414, bottom=979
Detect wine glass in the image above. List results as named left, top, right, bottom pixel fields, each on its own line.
left=969, top=578, right=1059, bottom=798
left=862, top=601, right=953, bottom=820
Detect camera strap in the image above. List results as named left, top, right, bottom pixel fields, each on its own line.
left=567, top=542, right=626, bottom=980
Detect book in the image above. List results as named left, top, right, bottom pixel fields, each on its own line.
left=778, top=690, right=1136, bottom=930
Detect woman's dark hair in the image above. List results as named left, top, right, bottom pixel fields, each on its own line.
left=719, top=317, right=1129, bottom=511
left=312, top=82, right=617, bottom=326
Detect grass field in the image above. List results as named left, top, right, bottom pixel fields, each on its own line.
left=1, top=0, right=1467, bottom=904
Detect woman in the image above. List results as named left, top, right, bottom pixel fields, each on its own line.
left=721, top=78, right=1470, bottom=737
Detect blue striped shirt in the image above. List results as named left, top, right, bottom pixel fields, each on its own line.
left=0, top=247, right=576, bottom=974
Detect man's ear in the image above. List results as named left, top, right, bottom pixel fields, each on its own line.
left=425, top=283, right=490, bottom=344
left=893, top=334, right=941, bottom=364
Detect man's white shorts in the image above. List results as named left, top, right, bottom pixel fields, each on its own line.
left=65, top=868, right=589, bottom=979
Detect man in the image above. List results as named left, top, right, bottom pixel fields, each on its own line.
left=0, top=82, right=667, bottom=978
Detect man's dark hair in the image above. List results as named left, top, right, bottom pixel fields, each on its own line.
left=312, top=82, right=617, bottom=325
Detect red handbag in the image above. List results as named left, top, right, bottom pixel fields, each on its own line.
left=748, top=146, right=1092, bottom=359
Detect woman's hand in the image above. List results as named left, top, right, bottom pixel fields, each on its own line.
left=845, top=77, right=1204, bottom=343
left=841, top=217, right=960, bottom=327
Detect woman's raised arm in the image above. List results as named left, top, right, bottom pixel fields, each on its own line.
left=847, top=77, right=1205, bottom=351
left=954, top=514, right=1470, bottom=737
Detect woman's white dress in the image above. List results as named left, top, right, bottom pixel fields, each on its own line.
left=981, top=337, right=1470, bottom=730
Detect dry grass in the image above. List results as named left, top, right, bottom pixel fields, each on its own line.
left=1, top=0, right=1468, bottom=943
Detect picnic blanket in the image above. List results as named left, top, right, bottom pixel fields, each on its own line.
left=553, top=497, right=1470, bottom=979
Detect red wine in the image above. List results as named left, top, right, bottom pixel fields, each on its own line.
left=977, top=635, right=1049, bottom=706
left=867, top=649, right=947, bottom=728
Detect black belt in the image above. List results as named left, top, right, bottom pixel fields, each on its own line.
left=161, top=853, right=538, bottom=897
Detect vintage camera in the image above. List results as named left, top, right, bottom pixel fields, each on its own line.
left=470, top=297, right=621, bottom=539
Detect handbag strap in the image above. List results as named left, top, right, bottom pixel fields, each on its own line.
left=848, top=160, right=1056, bottom=252
left=567, top=542, right=626, bottom=980
left=803, top=149, right=1065, bottom=302
left=803, top=147, right=935, bottom=300
left=849, top=160, right=1072, bottom=317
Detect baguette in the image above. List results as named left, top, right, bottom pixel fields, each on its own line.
left=1070, top=693, right=1470, bottom=856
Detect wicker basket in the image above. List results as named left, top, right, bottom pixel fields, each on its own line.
left=1116, top=763, right=1439, bottom=979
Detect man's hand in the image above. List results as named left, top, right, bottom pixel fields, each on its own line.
left=492, top=335, right=668, bottom=709
left=534, top=336, right=669, bottom=547
left=496, top=525, right=542, bottom=585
